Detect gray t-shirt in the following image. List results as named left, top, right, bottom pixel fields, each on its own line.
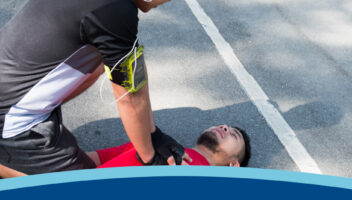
left=0, top=0, right=139, bottom=138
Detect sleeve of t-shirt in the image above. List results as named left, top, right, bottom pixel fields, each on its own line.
left=97, top=148, right=143, bottom=168
left=80, top=0, right=139, bottom=68
left=97, top=148, right=210, bottom=168
left=96, top=142, right=135, bottom=165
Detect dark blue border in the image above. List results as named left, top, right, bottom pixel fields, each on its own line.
left=1, top=176, right=351, bottom=199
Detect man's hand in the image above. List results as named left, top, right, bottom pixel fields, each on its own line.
left=136, top=151, right=167, bottom=165
left=136, top=126, right=192, bottom=165
left=137, top=151, right=192, bottom=165
left=151, top=126, right=192, bottom=165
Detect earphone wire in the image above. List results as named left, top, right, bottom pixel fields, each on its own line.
left=99, top=38, right=139, bottom=104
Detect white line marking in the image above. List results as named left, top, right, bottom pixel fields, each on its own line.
left=184, top=0, right=321, bottom=174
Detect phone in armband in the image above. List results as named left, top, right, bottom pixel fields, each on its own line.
left=105, top=45, right=147, bottom=94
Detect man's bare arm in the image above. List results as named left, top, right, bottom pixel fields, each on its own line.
left=113, top=82, right=156, bottom=163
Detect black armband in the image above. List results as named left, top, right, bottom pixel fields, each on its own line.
left=104, top=45, right=147, bottom=93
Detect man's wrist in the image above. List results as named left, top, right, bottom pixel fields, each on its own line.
left=137, top=149, right=155, bottom=163
left=136, top=152, right=154, bottom=165
left=150, top=126, right=185, bottom=165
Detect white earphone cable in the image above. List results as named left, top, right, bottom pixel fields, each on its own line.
left=99, top=38, right=139, bottom=104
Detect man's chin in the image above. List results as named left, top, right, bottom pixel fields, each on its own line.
left=196, top=131, right=219, bottom=153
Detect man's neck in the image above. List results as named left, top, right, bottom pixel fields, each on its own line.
left=192, top=145, right=217, bottom=166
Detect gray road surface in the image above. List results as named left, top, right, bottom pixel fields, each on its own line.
left=1, top=0, right=351, bottom=177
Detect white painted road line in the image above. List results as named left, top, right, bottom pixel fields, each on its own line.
left=184, top=0, right=322, bottom=174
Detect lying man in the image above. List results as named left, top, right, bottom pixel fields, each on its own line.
left=0, top=124, right=251, bottom=178
left=88, top=124, right=251, bottom=168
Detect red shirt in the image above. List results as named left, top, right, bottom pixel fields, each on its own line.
left=97, top=142, right=209, bottom=168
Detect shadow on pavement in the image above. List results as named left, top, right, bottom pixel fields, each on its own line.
left=72, top=100, right=342, bottom=170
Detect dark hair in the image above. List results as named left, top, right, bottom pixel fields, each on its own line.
left=233, top=127, right=251, bottom=167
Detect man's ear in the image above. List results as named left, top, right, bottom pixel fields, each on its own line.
left=229, top=160, right=240, bottom=167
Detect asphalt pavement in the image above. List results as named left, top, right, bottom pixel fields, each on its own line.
left=1, top=0, right=351, bottom=177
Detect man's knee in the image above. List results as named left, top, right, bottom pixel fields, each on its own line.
left=0, top=163, right=27, bottom=178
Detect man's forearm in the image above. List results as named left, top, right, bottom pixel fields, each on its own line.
left=112, top=82, right=155, bottom=163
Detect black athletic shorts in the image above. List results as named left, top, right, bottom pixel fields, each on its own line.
left=0, top=107, right=96, bottom=175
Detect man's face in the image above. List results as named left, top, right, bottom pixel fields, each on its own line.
left=200, top=125, right=246, bottom=163
left=135, top=0, right=171, bottom=12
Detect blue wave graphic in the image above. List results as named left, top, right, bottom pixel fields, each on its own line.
left=0, top=167, right=351, bottom=199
